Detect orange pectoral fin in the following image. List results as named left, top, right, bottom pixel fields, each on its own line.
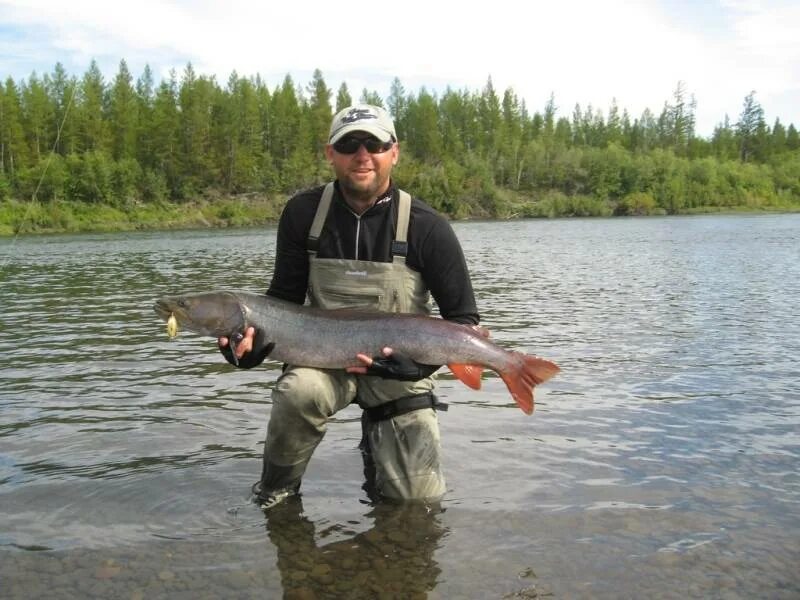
left=448, top=363, right=484, bottom=390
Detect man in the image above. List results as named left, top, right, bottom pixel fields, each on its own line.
left=220, top=104, right=479, bottom=509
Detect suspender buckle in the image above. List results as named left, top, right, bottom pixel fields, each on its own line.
left=391, top=240, right=408, bottom=257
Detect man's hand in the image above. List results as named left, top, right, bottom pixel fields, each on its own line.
left=346, top=347, right=432, bottom=381
left=218, top=326, right=255, bottom=360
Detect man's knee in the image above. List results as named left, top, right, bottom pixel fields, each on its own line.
left=265, top=368, right=352, bottom=467
left=272, top=368, right=343, bottom=418
left=368, top=409, right=446, bottom=501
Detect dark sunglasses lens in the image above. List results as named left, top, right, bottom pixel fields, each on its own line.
left=363, top=139, right=393, bottom=153
left=333, top=137, right=362, bottom=153
left=334, top=137, right=392, bottom=154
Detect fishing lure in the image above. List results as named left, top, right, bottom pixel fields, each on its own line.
left=166, top=313, right=178, bottom=338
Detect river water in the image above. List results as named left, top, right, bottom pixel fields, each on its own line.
left=1, top=214, right=798, bottom=598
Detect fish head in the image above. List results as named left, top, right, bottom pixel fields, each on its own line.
left=154, top=291, right=246, bottom=338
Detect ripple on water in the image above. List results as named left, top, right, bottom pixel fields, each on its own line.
left=2, top=217, right=800, bottom=597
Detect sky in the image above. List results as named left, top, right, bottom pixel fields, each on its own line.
left=1, top=0, right=798, bottom=137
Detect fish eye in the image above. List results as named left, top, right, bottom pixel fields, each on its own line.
left=177, top=299, right=187, bottom=308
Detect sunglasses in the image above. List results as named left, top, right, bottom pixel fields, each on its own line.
left=332, top=135, right=394, bottom=154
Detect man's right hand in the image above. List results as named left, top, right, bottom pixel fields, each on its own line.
left=218, top=326, right=256, bottom=360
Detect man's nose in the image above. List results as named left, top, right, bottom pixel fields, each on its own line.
left=353, top=143, right=371, bottom=158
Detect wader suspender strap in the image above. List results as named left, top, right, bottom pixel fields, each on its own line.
left=307, top=183, right=335, bottom=256
left=391, top=191, right=411, bottom=264
left=306, top=183, right=412, bottom=261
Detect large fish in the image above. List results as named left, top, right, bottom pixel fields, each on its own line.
left=154, top=291, right=559, bottom=414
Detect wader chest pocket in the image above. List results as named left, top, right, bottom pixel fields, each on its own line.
left=317, top=287, right=385, bottom=308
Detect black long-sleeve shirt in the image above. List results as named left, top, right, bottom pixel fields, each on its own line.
left=267, top=182, right=479, bottom=325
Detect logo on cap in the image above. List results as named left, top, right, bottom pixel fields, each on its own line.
left=341, top=108, right=377, bottom=124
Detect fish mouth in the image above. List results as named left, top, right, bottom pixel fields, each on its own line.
left=153, top=299, right=174, bottom=320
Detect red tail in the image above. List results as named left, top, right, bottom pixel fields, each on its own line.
left=499, top=354, right=560, bottom=414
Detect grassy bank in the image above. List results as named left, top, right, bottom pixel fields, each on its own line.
left=0, top=194, right=285, bottom=236
left=2, top=192, right=799, bottom=237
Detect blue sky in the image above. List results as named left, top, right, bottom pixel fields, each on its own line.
left=1, top=0, right=798, bottom=137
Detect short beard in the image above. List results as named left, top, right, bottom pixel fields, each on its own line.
left=339, top=177, right=385, bottom=204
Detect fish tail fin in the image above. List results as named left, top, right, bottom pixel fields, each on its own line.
left=500, top=354, right=560, bottom=415
left=448, top=363, right=484, bottom=390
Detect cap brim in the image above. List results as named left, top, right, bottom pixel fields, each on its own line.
left=329, top=124, right=394, bottom=145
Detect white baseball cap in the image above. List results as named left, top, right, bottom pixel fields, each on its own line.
left=329, top=104, right=397, bottom=144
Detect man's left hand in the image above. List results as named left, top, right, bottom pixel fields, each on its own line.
left=346, top=347, right=431, bottom=381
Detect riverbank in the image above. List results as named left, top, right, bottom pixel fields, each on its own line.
left=2, top=193, right=799, bottom=236
left=0, top=194, right=286, bottom=236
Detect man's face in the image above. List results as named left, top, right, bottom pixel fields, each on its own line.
left=325, top=133, right=399, bottom=202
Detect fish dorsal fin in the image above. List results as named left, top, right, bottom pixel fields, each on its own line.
left=448, top=364, right=484, bottom=390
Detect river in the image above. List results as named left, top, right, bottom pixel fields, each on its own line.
left=1, top=214, right=798, bottom=598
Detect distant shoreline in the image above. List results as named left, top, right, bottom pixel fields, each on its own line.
left=2, top=195, right=798, bottom=237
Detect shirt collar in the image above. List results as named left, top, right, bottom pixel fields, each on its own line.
left=333, top=181, right=395, bottom=216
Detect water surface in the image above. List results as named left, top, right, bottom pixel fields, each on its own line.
left=1, top=214, right=799, bottom=598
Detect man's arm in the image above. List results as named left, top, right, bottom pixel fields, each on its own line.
left=266, top=194, right=314, bottom=304
left=418, top=215, right=480, bottom=325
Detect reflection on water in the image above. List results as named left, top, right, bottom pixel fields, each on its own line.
left=3, top=500, right=447, bottom=599
left=1, top=216, right=799, bottom=598
left=268, top=499, right=446, bottom=599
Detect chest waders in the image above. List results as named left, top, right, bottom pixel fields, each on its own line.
left=257, top=184, right=447, bottom=503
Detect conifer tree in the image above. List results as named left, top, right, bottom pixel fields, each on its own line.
left=21, top=73, right=54, bottom=160
left=306, top=69, right=332, bottom=153
left=359, top=88, right=383, bottom=107
left=109, top=60, right=138, bottom=160
left=48, top=63, right=78, bottom=155
left=387, top=77, right=407, bottom=141
left=150, top=71, right=180, bottom=196
left=78, top=60, right=107, bottom=153
left=405, top=87, right=441, bottom=162
left=0, top=78, right=29, bottom=178
left=135, top=64, right=155, bottom=168
left=335, top=83, right=352, bottom=112
left=736, top=91, right=766, bottom=162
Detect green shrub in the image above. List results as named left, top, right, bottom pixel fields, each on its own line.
left=616, top=191, right=658, bottom=215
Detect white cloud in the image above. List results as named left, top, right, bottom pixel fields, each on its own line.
left=1, top=0, right=798, bottom=134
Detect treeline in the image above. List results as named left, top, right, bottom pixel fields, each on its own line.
left=1, top=60, right=799, bottom=229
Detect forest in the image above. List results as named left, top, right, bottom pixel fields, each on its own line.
left=1, top=60, right=799, bottom=234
